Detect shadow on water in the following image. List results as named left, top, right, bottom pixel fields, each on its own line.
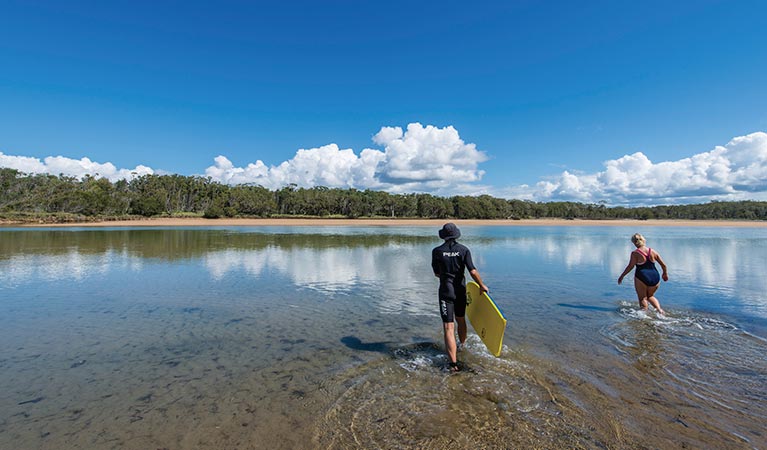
left=341, top=336, right=442, bottom=361
left=341, top=336, right=453, bottom=373
left=557, top=302, right=615, bottom=312
left=340, top=336, right=393, bottom=353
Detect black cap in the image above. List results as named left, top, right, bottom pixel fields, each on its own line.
left=438, top=223, right=461, bottom=240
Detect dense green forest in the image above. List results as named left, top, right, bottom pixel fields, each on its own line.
left=1, top=168, right=766, bottom=221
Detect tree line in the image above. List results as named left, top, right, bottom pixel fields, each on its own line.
left=2, top=168, right=766, bottom=221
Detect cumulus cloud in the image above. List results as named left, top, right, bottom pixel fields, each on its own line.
left=373, top=123, right=487, bottom=185
left=205, top=144, right=386, bottom=190
left=0, top=152, right=154, bottom=181
left=4, top=127, right=767, bottom=206
left=204, top=123, right=487, bottom=193
left=499, top=132, right=767, bottom=205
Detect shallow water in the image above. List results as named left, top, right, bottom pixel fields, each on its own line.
left=1, top=226, right=765, bottom=449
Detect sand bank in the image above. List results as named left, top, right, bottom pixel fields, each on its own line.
left=13, top=217, right=767, bottom=228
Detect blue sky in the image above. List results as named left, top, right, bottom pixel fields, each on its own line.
left=1, top=0, right=766, bottom=205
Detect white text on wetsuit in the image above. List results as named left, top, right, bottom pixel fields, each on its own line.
left=443, top=252, right=460, bottom=257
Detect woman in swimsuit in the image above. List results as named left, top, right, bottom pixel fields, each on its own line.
left=618, top=233, right=669, bottom=315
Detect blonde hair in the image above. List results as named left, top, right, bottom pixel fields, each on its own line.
left=631, top=233, right=646, bottom=247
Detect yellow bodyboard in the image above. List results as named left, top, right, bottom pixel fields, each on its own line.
left=466, top=281, right=507, bottom=357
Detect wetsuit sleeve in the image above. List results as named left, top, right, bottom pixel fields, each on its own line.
left=431, top=248, right=440, bottom=275
left=464, top=248, right=476, bottom=272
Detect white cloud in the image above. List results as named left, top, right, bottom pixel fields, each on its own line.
left=0, top=153, right=47, bottom=173
left=498, top=132, right=767, bottom=205
left=0, top=152, right=154, bottom=181
left=3, top=128, right=767, bottom=206
left=373, top=123, right=487, bottom=184
left=205, top=144, right=387, bottom=190
left=204, top=123, right=487, bottom=194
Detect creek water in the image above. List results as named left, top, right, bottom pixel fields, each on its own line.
left=1, top=225, right=765, bottom=449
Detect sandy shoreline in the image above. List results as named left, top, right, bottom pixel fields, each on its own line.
left=7, top=217, right=767, bottom=228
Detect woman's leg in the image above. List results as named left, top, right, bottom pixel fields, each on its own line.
left=645, top=284, right=664, bottom=314
left=634, top=277, right=649, bottom=309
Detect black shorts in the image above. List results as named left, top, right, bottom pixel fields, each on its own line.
left=439, top=297, right=466, bottom=323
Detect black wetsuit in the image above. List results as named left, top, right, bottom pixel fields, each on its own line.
left=634, top=248, right=660, bottom=286
left=431, top=239, right=476, bottom=322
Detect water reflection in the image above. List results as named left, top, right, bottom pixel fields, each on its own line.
left=0, top=229, right=431, bottom=284
left=0, top=229, right=437, bottom=316
left=1, top=250, right=136, bottom=286
left=0, top=229, right=432, bottom=259
left=203, top=244, right=426, bottom=292
left=2, top=227, right=766, bottom=317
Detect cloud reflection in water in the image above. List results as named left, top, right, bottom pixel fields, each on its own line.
left=2, top=228, right=766, bottom=318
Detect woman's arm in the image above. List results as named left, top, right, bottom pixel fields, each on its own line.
left=617, top=252, right=638, bottom=284
left=653, top=250, right=669, bottom=281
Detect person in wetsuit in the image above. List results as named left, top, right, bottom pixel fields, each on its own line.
left=618, top=233, right=669, bottom=315
left=431, top=223, right=489, bottom=372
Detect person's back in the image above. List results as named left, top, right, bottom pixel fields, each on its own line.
left=634, top=247, right=660, bottom=286
left=431, top=239, right=472, bottom=302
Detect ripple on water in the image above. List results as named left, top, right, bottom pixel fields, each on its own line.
left=312, top=336, right=614, bottom=450
left=601, top=302, right=767, bottom=446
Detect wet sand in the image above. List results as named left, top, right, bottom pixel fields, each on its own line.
left=14, top=217, right=767, bottom=228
